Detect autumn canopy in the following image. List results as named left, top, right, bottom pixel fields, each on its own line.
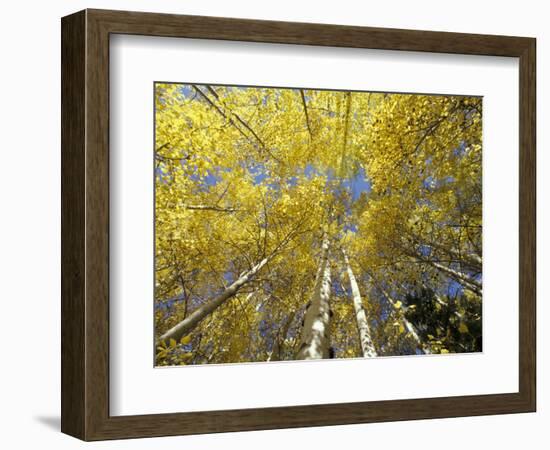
left=154, top=83, right=482, bottom=366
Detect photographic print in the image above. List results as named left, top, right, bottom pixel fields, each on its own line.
left=154, top=83, right=482, bottom=366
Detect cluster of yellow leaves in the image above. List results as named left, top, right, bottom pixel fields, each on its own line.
left=156, top=335, right=193, bottom=366
left=154, top=83, right=482, bottom=365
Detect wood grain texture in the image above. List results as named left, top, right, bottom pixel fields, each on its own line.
left=61, top=10, right=86, bottom=439
left=60, top=8, right=537, bottom=441
left=518, top=38, right=536, bottom=410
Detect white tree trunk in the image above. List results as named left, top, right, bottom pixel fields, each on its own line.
left=405, top=249, right=482, bottom=296
left=433, top=293, right=464, bottom=320
left=400, top=315, right=429, bottom=353
left=158, top=257, right=269, bottom=344
left=268, top=310, right=297, bottom=362
left=179, top=203, right=238, bottom=212
left=342, top=250, right=377, bottom=357
left=377, top=284, right=431, bottom=354
left=409, top=233, right=482, bottom=272
left=414, top=282, right=465, bottom=321
left=429, top=260, right=482, bottom=296
left=296, top=235, right=332, bottom=360
left=429, top=241, right=482, bottom=272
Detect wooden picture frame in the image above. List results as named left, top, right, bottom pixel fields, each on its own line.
left=61, top=9, right=536, bottom=441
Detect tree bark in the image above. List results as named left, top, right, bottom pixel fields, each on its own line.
left=406, top=249, right=482, bottom=296
left=296, top=235, right=332, bottom=360
left=412, top=281, right=466, bottom=322
left=180, top=203, right=238, bottom=212
left=377, top=283, right=431, bottom=354
left=434, top=293, right=464, bottom=320
left=408, top=232, right=482, bottom=272
left=268, top=310, right=297, bottom=362
left=158, top=256, right=269, bottom=345
left=342, top=249, right=377, bottom=357
left=428, top=260, right=482, bottom=296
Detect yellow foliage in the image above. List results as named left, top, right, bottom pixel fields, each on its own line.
left=154, top=83, right=482, bottom=365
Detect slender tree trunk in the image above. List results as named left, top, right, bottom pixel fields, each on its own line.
left=296, top=235, right=332, bottom=360
left=377, top=284, right=431, bottom=354
left=433, top=293, right=464, bottom=320
left=428, top=260, right=482, bottom=296
left=400, top=315, right=429, bottom=353
left=180, top=203, right=238, bottom=212
left=409, top=233, right=482, bottom=272
left=342, top=249, right=377, bottom=357
left=401, top=244, right=482, bottom=296
left=412, top=282, right=465, bottom=321
left=407, top=250, right=482, bottom=296
left=268, top=310, right=297, bottom=362
left=158, top=256, right=269, bottom=344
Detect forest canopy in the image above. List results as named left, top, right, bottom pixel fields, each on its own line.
left=154, top=83, right=482, bottom=366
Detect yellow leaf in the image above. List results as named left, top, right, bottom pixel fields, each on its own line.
left=180, top=335, right=192, bottom=345
left=440, top=349, right=450, bottom=354
left=169, top=338, right=177, bottom=348
left=394, top=300, right=402, bottom=309
left=458, top=323, right=469, bottom=334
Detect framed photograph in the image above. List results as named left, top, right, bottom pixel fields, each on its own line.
left=61, top=9, right=536, bottom=440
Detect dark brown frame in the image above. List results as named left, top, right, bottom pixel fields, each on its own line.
left=61, top=8, right=536, bottom=441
